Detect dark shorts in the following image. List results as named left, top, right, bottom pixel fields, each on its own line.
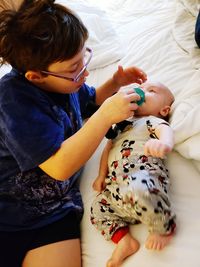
left=0, top=210, right=81, bottom=267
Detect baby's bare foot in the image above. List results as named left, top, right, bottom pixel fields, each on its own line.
left=106, top=233, right=139, bottom=267
left=145, top=232, right=173, bottom=250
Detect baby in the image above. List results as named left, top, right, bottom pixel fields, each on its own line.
left=90, top=82, right=176, bottom=267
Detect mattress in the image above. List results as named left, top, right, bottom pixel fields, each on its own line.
left=77, top=0, right=200, bottom=266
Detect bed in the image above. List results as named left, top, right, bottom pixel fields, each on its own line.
left=1, top=0, right=200, bottom=266
left=68, top=1, right=200, bottom=266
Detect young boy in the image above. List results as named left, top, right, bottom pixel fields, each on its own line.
left=0, top=1, right=147, bottom=267
left=91, top=82, right=176, bottom=267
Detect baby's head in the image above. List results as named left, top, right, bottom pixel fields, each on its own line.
left=134, top=82, right=174, bottom=120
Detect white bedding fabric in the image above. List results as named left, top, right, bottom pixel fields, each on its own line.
left=78, top=0, right=200, bottom=266
left=58, top=0, right=124, bottom=70
left=0, top=0, right=200, bottom=266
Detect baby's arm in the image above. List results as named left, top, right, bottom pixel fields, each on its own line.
left=144, top=123, right=174, bottom=158
left=93, top=140, right=113, bottom=192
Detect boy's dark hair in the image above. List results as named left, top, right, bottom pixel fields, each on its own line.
left=0, top=0, right=88, bottom=72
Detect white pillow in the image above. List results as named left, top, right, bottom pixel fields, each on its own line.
left=170, top=71, right=200, bottom=161
left=178, top=0, right=199, bottom=17
left=56, top=0, right=123, bottom=70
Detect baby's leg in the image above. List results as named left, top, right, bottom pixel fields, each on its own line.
left=107, top=229, right=139, bottom=267
left=143, top=191, right=176, bottom=250
left=128, top=168, right=176, bottom=251
left=90, top=192, right=140, bottom=266
left=145, top=231, right=174, bottom=250
left=143, top=195, right=176, bottom=250
left=90, top=191, right=128, bottom=241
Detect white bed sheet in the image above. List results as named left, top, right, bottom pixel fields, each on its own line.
left=80, top=145, right=200, bottom=267
left=79, top=0, right=200, bottom=267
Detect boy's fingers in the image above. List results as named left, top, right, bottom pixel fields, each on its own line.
left=117, top=65, right=123, bottom=73
left=129, top=102, right=139, bottom=111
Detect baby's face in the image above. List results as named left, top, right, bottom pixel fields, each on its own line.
left=134, top=82, right=174, bottom=117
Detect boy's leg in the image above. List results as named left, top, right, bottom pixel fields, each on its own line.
left=22, top=210, right=82, bottom=267
left=22, top=239, right=81, bottom=267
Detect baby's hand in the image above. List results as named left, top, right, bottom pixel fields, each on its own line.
left=144, top=139, right=173, bottom=158
left=92, top=176, right=106, bottom=192
left=113, top=65, right=147, bottom=87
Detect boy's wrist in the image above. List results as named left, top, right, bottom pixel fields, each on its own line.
left=96, top=104, right=113, bottom=128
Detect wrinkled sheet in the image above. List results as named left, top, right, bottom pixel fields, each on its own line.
left=79, top=1, right=200, bottom=267
left=1, top=1, right=200, bottom=266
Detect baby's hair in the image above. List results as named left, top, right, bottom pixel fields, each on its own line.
left=0, top=0, right=88, bottom=73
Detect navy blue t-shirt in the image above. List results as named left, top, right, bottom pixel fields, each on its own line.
left=0, top=69, right=96, bottom=231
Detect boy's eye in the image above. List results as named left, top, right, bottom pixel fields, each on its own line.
left=68, top=63, right=80, bottom=73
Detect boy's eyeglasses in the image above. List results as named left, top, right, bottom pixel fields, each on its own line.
left=41, top=47, right=92, bottom=83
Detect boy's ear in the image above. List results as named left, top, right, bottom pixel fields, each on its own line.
left=160, top=105, right=171, bottom=117
left=25, top=71, right=45, bottom=83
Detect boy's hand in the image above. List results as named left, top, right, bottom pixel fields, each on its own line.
left=92, top=177, right=106, bottom=192
left=99, top=87, right=140, bottom=125
left=144, top=139, right=173, bottom=158
left=113, top=65, right=147, bottom=87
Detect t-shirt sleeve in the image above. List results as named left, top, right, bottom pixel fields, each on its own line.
left=0, top=90, right=65, bottom=172
left=146, top=116, right=169, bottom=138
left=78, top=83, right=98, bottom=118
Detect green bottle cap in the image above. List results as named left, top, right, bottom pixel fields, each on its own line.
left=134, top=87, right=145, bottom=106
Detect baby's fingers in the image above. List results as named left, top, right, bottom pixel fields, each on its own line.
left=144, top=141, right=161, bottom=158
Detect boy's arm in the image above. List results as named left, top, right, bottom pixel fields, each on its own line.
left=144, top=123, right=174, bottom=158
left=93, top=140, right=113, bottom=192
left=39, top=87, right=141, bottom=181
